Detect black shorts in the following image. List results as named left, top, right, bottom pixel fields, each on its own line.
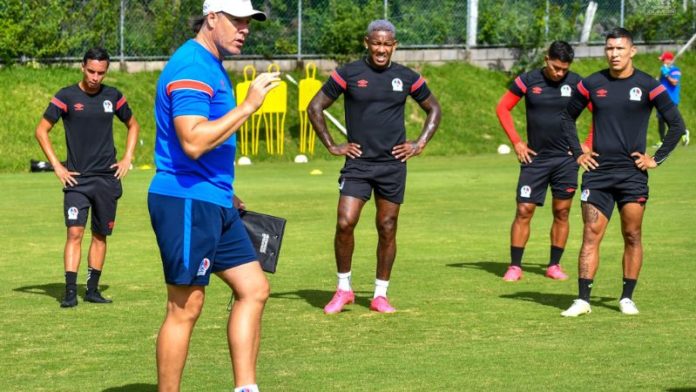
left=338, top=160, right=407, bottom=204
left=64, top=175, right=123, bottom=235
left=580, top=170, right=649, bottom=220
left=516, top=155, right=579, bottom=206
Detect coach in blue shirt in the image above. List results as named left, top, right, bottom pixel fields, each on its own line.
left=148, top=1, right=278, bottom=391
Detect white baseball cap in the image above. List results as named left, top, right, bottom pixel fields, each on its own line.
left=203, top=0, right=266, bottom=21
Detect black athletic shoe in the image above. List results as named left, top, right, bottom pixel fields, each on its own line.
left=85, top=290, right=113, bottom=304
left=60, top=289, right=78, bottom=308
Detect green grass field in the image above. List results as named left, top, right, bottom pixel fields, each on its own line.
left=1, top=152, right=695, bottom=391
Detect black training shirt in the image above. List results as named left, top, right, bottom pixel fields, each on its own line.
left=562, top=68, right=685, bottom=170
left=509, top=68, right=582, bottom=157
left=322, top=58, right=432, bottom=163
left=43, top=84, right=133, bottom=176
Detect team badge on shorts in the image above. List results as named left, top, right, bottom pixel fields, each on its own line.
left=392, top=78, right=403, bottom=92
left=629, top=87, right=642, bottom=102
left=581, top=189, right=590, bottom=202
left=103, top=100, right=113, bottom=112
left=196, top=258, right=211, bottom=276
left=561, top=85, right=572, bottom=97
left=520, top=185, right=532, bottom=198
left=67, top=206, right=79, bottom=220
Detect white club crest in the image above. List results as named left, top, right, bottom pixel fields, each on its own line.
left=581, top=189, right=590, bottom=202
left=67, top=207, right=79, bottom=220
left=197, top=258, right=211, bottom=276
left=392, top=78, right=403, bottom=92
left=520, top=185, right=532, bottom=198
left=629, top=87, right=642, bottom=102
left=103, top=100, right=113, bottom=113
left=560, top=85, right=572, bottom=97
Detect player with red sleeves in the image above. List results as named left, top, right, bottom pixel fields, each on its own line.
left=496, top=41, right=583, bottom=282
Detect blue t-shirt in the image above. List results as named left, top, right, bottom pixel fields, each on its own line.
left=150, top=40, right=238, bottom=207
left=659, top=64, right=681, bottom=105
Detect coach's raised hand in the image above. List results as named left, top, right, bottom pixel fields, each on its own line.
left=240, top=72, right=280, bottom=114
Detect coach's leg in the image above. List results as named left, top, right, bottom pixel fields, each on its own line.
left=374, top=196, right=400, bottom=281
left=335, top=196, right=366, bottom=273
left=157, top=285, right=205, bottom=392
left=217, top=262, right=269, bottom=387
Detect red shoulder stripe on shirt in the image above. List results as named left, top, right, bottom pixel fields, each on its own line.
left=166, top=80, right=214, bottom=97
left=577, top=81, right=590, bottom=99
left=514, top=76, right=527, bottom=94
left=51, top=97, right=67, bottom=112
left=410, top=76, right=425, bottom=93
left=116, top=96, right=127, bottom=110
left=649, top=85, right=666, bottom=101
left=330, top=71, right=347, bottom=90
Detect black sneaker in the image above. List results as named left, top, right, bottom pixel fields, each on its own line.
left=60, top=289, right=78, bottom=308
left=85, top=290, right=113, bottom=304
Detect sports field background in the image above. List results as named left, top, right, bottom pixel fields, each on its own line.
left=1, top=150, right=695, bottom=391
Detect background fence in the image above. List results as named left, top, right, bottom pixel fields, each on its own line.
left=1, top=0, right=695, bottom=62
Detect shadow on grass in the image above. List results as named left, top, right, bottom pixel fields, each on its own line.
left=270, top=289, right=372, bottom=311
left=665, top=388, right=696, bottom=392
left=13, top=283, right=110, bottom=304
left=447, top=260, right=558, bottom=279
left=500, top=291, right=619, bottom=312
left=102, top=383, right=157, bottom=392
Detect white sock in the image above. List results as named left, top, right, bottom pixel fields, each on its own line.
left=337, top=271, right=352, bottom=291
left=234, top=384, right=259, bottom=392
left=374, top=279, right=389, bottom=298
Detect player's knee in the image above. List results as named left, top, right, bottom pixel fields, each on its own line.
left=376, top=215, right=397, bottom=236
left=515, top=205, right=535, bottom=221
left=336, top=217, right=357, bottom=234
left=622, top=228, right=642, bottom=246
left=553, top=207, right=570, bottom=222
left=167, top=293, right=204, bottom=323
left=66, top=227, right=85, bottom=243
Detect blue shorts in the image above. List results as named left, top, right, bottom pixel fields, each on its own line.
left=148, top=193, right=258, bottom=286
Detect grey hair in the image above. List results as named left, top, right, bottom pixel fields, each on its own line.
left=367, top=19, right=396, bottom=37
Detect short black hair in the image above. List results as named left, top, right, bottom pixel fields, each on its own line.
left=547, top=41, right=574, bottom=63
left=605, top=27, right=633, bottom=44
left=83, top=47, right=110, bottom=65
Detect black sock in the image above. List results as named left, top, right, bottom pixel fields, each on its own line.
left=578, top=278, right=594, bottom=302
left=65, top=271, right=77, bottom=292
left=510, top=246, right=524, bottom=267
left=548, top=246, right=564, bottom=266
left=87, top=267, right=101, bottom=292
left=621, top=278, right=637, bottom=300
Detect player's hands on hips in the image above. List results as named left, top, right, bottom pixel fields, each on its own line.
left=631, top=152, right=657, bottom=171
left=233, top=194, right=246, bottom=210
left=54, top=163, right=80, bottom=187
left=242, top=72, right=281, bottom=113
left=392, top=141, right=424, bottom=162
left=329, top=143, right=362, bottom=158
left=514, top=141, right=537, bottom=164
left=577, top=151, right=599, bottom=171
left=111, top=156, right=132, bottom=179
